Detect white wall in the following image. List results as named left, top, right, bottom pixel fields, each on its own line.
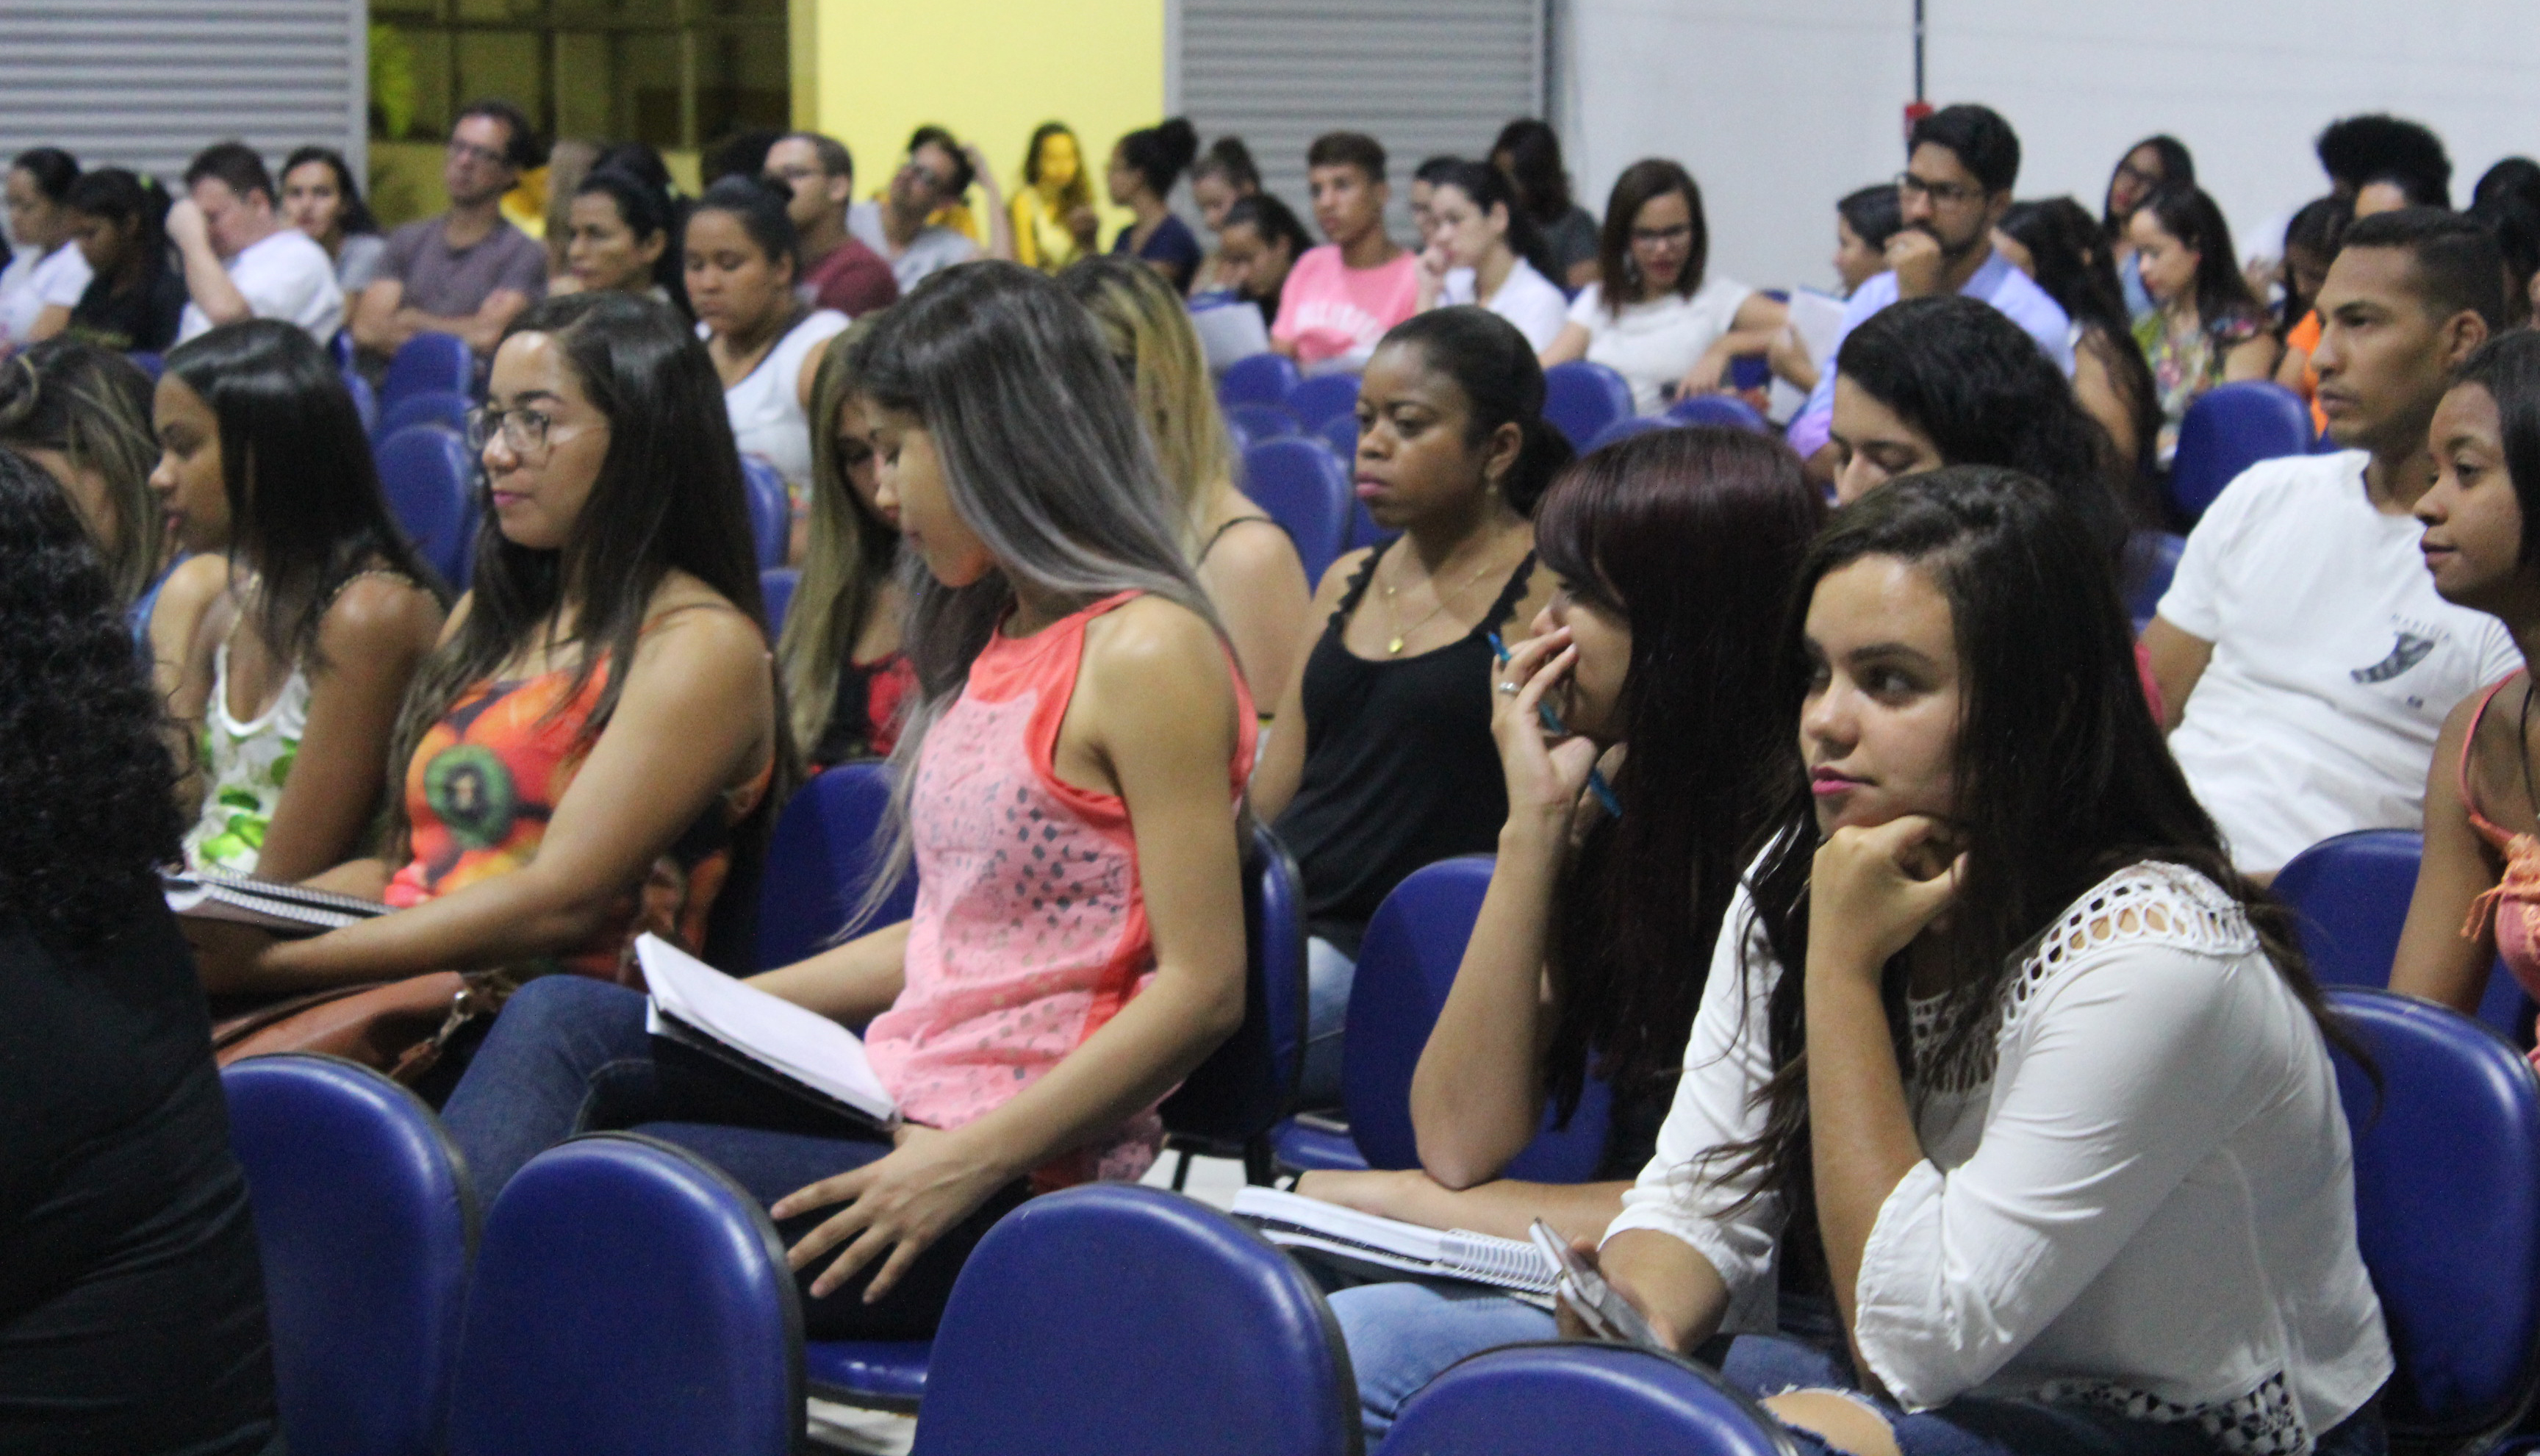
left=1560, top=0, right=2540, bottom=295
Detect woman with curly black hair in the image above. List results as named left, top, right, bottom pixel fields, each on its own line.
left=0, top=449, right=281, bottom=1455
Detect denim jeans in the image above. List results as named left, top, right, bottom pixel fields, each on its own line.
left=1300, top=936, right=1356, bottom=1107
left=1327, top=1279, right=1558, bottom=1442
left=440, top=975, right=1027, bottom=1338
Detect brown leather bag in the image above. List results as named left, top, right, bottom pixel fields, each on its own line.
left=211, top=972, right=508, bottom=1086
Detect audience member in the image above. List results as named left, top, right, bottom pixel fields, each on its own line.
left=0, top=451, right=280, bottom=1456
left=764, top=132, right=898, bottom=316
left=2272, top=194, right=2355, bottom=417
left=2471, top=186, right=2540, bottom=330
left=187, top=291, right=782, bottom=997
left=1997, top=196, right=2163, bottom=479
left=61, top=170, right=184, bottom=354
left=1009, top=121, right=1097, bottom=275
left=1216, top=193, right=1308, bottom=328
left=168, top=143, right=343, bottom=346
left=1585, top=467, right=2389, bottom=1456
left=1832, top=182, right=1905, bottom=293
left=537, top=137, right=602, bottom=285
left=1061, top=256, right=1310, bottom=708
left=1107, top=118, right=1205, bottom=292
left=1789, top=104, right=2073, bottom=473
left=1540, top=159, right=1784, bottom=415
left=0, top=148, right=89, bottom=354
left=154, top=321, right=445, bottom=881
left=562, top=166, right=687, bottom=316
left=354, top=101, right=550, bottom=361
left=2145, top=208, right=2514, bottom=876
left=1271, top=132, right=1416, bottom=376
left=1300, top=428, right=1822, bottom=1441
left=1416, top=161, right=1568, bottom=351
left=2317, top=113, right=2453, bottom=211
left=2475, top=157, right=2540, bottom=213
left=1491, top=118, right=1600, bottom=289
left=279, top=146, right=385, bottom=299
left=2129, top=184, right=2280, bottom=463
left=1252, top=307, right=1569, bottom=1100
left=1409, top=154, right=1461, bottom=240
left=0, top=340, right=169, bottom=624
left=704, top=129, right=783, bottom=189
left=2100, top=133, right=2192, bottom=318
left=847, top=127, right=987, bottom=293
left=1186, top=135, right=1260, bottom=294
left=781, top=321, right=911, bottom=765
left=687, top=176, right=850, bottom=503
left=2394, top=330, right=2540, bottom=1031
left=437, top=262, right=1254, bottom=1341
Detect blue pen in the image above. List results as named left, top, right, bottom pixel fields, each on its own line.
left=1490, top=632, right=1623, bottom=820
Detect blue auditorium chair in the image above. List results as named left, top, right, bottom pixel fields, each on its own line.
left=2274, top=829, right=2530, bottom=1041
left=1220, top=352, right=1302, bottom=409
left=446, top=1135, right=803, bottom=1456
left=1226, top=401, right=1301, bottom=451
left=1243, top=437, right=1352, bottom=586
left=126, top=350, right=164, bottom=380
left=380, top=331, right=474, bottom=409
left=755, top=761, right=916, bottom=972
left=223, top=1055, right=476, bottom=1456
left=759, top=566, right=798, bottom=639
left=1587, top=415, right=1674, bottom=451
left=374, top=424, right=476, bottom=589
left=2124, top=531, right=2185, bottom=631
left=1387, top=1342, right=1795, bottom=1455
left=1319, top=410, right=1360, bottom=465
left=1285, top=371, right=1363, bottom=431
left=1665, top=392, right=1768, bottom=433
left=376, top=387, right=470, bottom=440
left=1160, top=825, right=1310, bottom=1187
left=741, top=455, right=789, bottom=569
left=1541, top=360, right=1635, bottom=451
left=344, top=369, right=379, bottom=435
left=909, top=1184, right=1360, bottom=1456
left=2167, top=381, right=2313, bottom=525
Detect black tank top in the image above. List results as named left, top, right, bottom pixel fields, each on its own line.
left=1273, top=539, right=1537, bottom=955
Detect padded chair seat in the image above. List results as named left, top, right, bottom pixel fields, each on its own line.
left=1271, top=1114, right=1367, bottom=1172
left=804, top=1339, right=932, bottom=1410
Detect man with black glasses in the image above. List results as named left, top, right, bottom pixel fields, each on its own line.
left=846, top=126, right=986, bottom=293
left=353, top=99, right=549, bottom=362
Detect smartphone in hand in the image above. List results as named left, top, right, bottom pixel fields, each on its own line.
left=1530, top=1219, right=1665, bottom=1349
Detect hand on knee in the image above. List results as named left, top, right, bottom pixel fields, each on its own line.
left=1760, top=1388, right=1901, bottom=1456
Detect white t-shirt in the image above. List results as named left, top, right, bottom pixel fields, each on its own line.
left=0, top=241, right=93, bottom=350
left=1440, top=257, right=1569, bottom=351
left=710, top=309, right=850, bottom=493
left=2158, top=450, right=2519, bottom=873
left=177, top=229, right=345, bottom=344
left=1565, top=276, right=1754, bottom=415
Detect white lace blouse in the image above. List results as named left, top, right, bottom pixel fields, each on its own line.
left=1608, top=861, right=2392, bottom=1454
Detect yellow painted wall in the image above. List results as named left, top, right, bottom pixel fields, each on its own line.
left=797, top=0, right=1166, bottom=245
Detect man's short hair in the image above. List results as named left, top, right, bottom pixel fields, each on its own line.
left=1307, top=132, right=1387, bottom=184
left=906, top=126, right=973, bottom=194
left=455, top=98, right=544, bottom=171
left=182, top=141, right=273, bottom=204
left=2317, top=114, right=2450, bottom=207
left=1908, top=104, right=2020, bottom=196
left=2340, top=206, right=2505, bottom=329
left=783, top=132, right=853, bottom=182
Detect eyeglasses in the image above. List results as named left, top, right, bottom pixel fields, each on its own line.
left=2112, top=162, right=2164, bottom=190
left=1630, top=223, right=1694, bottom=247
left=1896, top=172, right=1986, bottom=207
left=447, top=138, right=512, bottom=170
left=467, top=404, right=557, bottom=458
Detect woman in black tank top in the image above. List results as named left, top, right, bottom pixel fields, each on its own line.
left=1252, top=308, right=1575, bottom=1103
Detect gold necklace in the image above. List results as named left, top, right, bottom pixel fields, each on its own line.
left=1381, top=537, right=1518, bottom=654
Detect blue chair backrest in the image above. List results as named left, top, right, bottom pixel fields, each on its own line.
left=1586, top=415, right=1673, bottom=452
left=1243, top=437, right=1351, bottom=587
left=375, top=425, right=476, bottom=589
left=1542, top=361, right=1635, bottom=451
left=2275, top=829, right=2530, bottom=1041
left=1220, top=352, right=1303, bottom=408
left=223, top=1054, right=476, bottom=1456
left=1319, top=411, right=1360, bottom=464
left=1163, top=825, right=1310, bottom=1148
left=756, top=761, right=916, bottom=972
left=739, top=456, right=789, bottom=568
left=1344, top=856, right=1613, bottom=1183
left=377, top=388, right=470, bottom=441
left=2168, top=381, right=2313, bottom=524
left=127, top=349, right=165, bottom=381
left=2124, top=531, right=2185, bottom=630
left=381, top=331, right=474, bottom=409
left=911, top=1184, right=1360, bottom=1456
left=344, top=369, right=379, bottom=435
left=1665, top=393, right=1768, bottom=433
left=760, top=567, right=798, bottom=639
left=1285, top=372, right=1363, bottom=431
left=1226, top=401, right=1301, bottom=450
left=1387, top=1342, right=1795, bottom=1456
left=447, top=1134, right=803, bottom=1456
left=2329, top=989, right=2540, bottom=1446
left=330, top=329, right=356, bottom=371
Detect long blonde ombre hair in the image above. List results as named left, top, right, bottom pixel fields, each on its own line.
left=1058, top=256, right=1234, bottom=556
left=779, top=316, right=903, bottom=753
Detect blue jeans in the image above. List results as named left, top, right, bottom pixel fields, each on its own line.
left=1300, top=936, right=1355, bottom=1107
left=1327, top=1280, right=1558, bottom=1441
left=440, top=975, right=1027, bottom=1338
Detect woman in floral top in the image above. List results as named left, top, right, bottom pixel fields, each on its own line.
left=2129, top=184, right=2281, bottom=465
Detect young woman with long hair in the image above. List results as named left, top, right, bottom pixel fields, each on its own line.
left=1294, top=427, right=1823, bottom=1441
left=1009, top=122, right=1097, bottom=274
left=1216, top=193, right=1310, bottom=328
left=2129, top=184, right=2279, bottom=463
left=780, top=318, right=913, bottom=765
left=1415, top=159, right=1568, bottom=351
left=436, top=262, right=1255, bottom=1339
left=1995, top=196, right=2164, bottom=481
left=687, top=175, right=849, bottom=502
left=1060, top=255, right=1310, bottom=711
left=2100, top=133, right=2194, bottom=318
left=0, top=339, right=174, bottom=623
left=1105, top=118, right=1204, bottom=293
left=0, top=147, right=90, bottom=353
left=1490, top=118, right=1599, bottom=290
left=1575, top=468, right=2387, bottom=1456
left=153, top=321, right=445, bottom=883
left=1252, top=306, right=1572, bottom=1102
left=279, top=146, right=385, bottom=299
left=61, top=170, right=184, bottom=354
left=187, top=292, right=782, bottom=996
left=1186, top=135, right=1261, bottom=296
left=562, top=166, right=689, bottom=318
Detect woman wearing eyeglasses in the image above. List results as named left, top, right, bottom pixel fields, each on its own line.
left=1538, top=159, right=1785, bottom=416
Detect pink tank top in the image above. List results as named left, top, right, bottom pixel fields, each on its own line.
left=861, top=592, right=1256, bottom=1188
left=2457, top=675, right=2540, bottom=1050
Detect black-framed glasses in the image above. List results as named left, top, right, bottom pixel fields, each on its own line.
left=1896, top=172, right=1985, bottom=207
left=447, top=138, right=512, bottom=170
left=467, top=404, right=556, bottom=457
left=1630, top=222, right=1694, bottom=247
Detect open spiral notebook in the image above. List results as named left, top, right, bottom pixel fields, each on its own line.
left=164, top=869, right=391, bottom=934
left=1231, top=1187, right=1557, bottom=1305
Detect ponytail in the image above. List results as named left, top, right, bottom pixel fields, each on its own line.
left=1379, top=305, right=1572, bottom=515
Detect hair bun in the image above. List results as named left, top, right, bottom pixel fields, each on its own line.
left=1157, top=118, right=1199, bottom=176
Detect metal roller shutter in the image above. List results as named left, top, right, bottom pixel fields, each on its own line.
left=0, top=0, right=366, bottom=185
left=1174, top=0, right=1545, bottom=237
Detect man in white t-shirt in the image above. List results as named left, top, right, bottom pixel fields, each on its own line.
left=2146, top=208, right=2514, bottom=877
left=169, top=142, right=344, bottom=345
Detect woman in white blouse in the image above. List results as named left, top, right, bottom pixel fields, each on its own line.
left=1415, top=161, right=1570, bottom=353
left=1582, top=467, right=2389, bottom=1456
left=1540, top=159, right=1784, bottom=416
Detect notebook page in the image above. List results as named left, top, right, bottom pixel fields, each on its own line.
left=636, top=934, right=896, bottom=1123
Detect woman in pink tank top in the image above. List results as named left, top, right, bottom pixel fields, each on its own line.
left=440, top=262, right=1255, bottom=1338
left=2394, top=331, right=2540, bottom=1045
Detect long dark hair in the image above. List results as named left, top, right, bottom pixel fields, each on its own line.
left=1429, top=159, right=1556, bottom=287
left=1490, top=118, right=1574, bottom=225
left=1998, top=198, right=2163, bottom=484
left=1711, top=467, right=2339, bottom=1230
left=2101, top=134, right=2194, bottom=235
left=63, top=168, right=171, bottom=287
left=1535, top=427, right=1823, bottom=1120
left=2137, top=183, right=2260, bottom=331
left=165, top=320, right=439, bottom=667
left=1378, top=306, right=1575, bottom=516
left=1596, top=159, right=1708, bottom=313
left=2453, top=329, right=2540, bottom=566
left=576, top=165, right=692, bottom=317
left=0, top=449, right=184, bottom=952
left=0, top=340, right=161, bottom=603
left=279, top=146, right=379, bottom=236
